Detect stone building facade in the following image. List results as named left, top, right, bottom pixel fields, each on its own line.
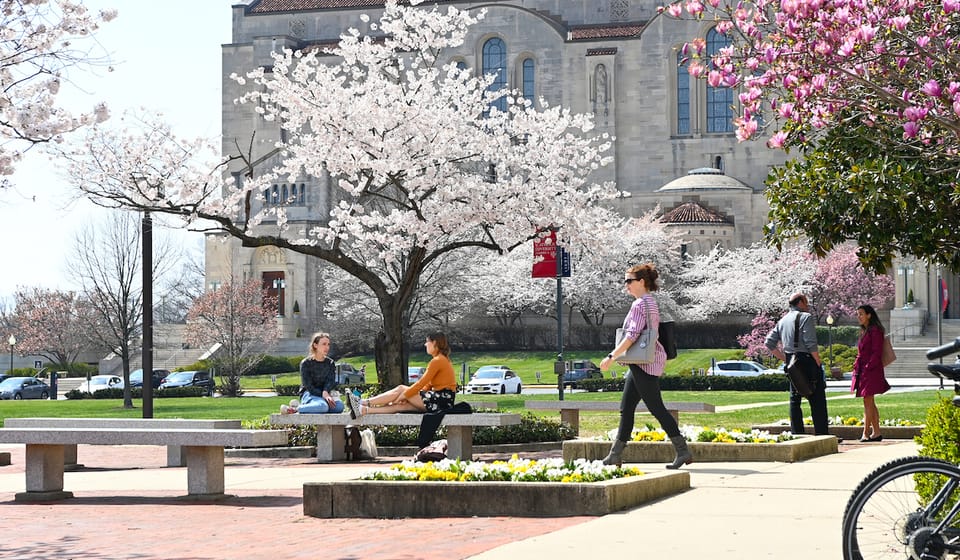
left=212, top=0, right=790, bottom=338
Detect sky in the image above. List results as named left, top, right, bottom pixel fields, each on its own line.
left=0, top=1, right=234, bottom=301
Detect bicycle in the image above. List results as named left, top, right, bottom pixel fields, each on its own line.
left=841, top=336, right=960, bottom=560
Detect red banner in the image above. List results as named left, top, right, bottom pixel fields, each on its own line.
left=532, top=231, right=558, bottom=278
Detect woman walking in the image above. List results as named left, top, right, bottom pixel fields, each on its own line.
left=851, top=304, right=891, bottom=441
left=599, top=263, right=692, bottom=469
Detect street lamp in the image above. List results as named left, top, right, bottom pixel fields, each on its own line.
left=826, top=314, right=835, bottom=368
left=272, top=278, right=286, bottom=316
left=7, top=334, right=15, bottom=374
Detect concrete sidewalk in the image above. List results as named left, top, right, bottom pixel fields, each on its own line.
left=0, top=439, right=919, bottom=559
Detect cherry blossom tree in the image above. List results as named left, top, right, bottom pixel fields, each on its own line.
left=809, top=243, right=895, bottom=321
left=666, top=0, right=960, bottom=270
left=64, top=1, right=624, bottom=385
left=184, top=279, right=278, bottom=397
left=0, top=0, right=115, bottom=186
left=9, top=287, right=95, bottom=370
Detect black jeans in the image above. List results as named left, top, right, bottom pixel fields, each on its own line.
left=786, top=353, right=829, bottom=435
left=615, top=365, right=681, bottom=442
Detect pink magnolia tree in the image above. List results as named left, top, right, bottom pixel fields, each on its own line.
left=666, top=0, right=960, bottom=158
left=809, top=243, right=895, bottom=321
left=0, top=0, right=114, bottom=185
left=184, top=279, right=278, bottom=397
left=10, top=287, right=93, bottom=370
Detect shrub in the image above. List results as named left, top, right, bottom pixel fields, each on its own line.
left=64, top=386, right=208, bottom=400
left=580, top=374, right=791, bottom=392
left=256, top=355, right=294, bottom=375
left=914, top=396, right=960, bottom=505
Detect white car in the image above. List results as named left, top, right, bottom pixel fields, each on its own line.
left=465, top=368, right=522, bottom=395
left=706, top=360, right=779, bottom=377
left=77, top=375, right=125, bottom=393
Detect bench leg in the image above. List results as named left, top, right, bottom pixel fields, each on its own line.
left=445, top=426, right=472, bottom=460
left=184, top=445, right=225, bottom=497
left=167, top=445, right=185, bottom=467
left=63, top=444, right=80, bottom=469
left=315, top=425, right=346, bottom=462
left=17, top=444, right=73, bottom=502
left=560, top=410, right=580, bottom=435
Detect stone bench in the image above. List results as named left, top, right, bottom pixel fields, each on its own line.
left=3, top=418, right=243, bottom=468
left=525, top=400, right=715, bottom=434
left=268, top=412, right=521, bottom=462
left=0, top=427, right=288, bottom=501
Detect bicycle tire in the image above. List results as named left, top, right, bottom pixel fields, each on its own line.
left=842, top=455, right=960, bottom=560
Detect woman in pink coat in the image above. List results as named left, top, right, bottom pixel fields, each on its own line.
left=851, top=304, right=891, bottom=441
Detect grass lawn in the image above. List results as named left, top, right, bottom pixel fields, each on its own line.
left=0, top=387, right=946, bottom=438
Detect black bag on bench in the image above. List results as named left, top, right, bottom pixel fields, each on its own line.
left=415, top=401, right=472, bottom=450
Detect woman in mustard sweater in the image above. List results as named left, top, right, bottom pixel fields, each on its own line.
left=348, top=332, right=457, bottom=417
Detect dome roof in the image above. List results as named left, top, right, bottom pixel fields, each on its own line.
left=660, top=201, right=732, bottom=225
left=657, top=168, right=752, bottom=192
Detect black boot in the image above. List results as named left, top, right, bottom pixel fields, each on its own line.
left=602, top=439, right=627, bottom=466
left=667, top=435, right=693, bottom=469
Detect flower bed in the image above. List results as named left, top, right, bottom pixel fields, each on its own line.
left=565, top=426, right=835, bottom=463
left=302, top=457, right=690, bottom=518
left=752, top=417, right=923, bottom=440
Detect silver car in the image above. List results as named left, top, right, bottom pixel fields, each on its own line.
left=0, top=376, right=52, bottom=400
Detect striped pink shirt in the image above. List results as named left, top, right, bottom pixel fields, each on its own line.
left=621, top=294, right=666, bottom=376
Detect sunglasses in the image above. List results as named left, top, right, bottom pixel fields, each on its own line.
left=623, top=278, right=640, bottom=285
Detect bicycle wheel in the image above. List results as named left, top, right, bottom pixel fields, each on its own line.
left=842, top=456, right=960, bottom=560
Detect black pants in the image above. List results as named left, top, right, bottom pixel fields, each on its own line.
left=786, top=353, right=829, bottom=435
left=615, top=365, right=681, bottom=442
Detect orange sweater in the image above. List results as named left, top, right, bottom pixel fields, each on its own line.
left=403, top=354, right=457, bottom=399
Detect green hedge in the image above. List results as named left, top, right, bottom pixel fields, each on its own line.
left=578, top=373, right=793, bottom=392
left=264, top=411, right=574, bottom=448
left=64, top=386, right=209, bottom=400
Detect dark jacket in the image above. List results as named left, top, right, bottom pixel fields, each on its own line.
left=299, top=356, right=337, bottom=398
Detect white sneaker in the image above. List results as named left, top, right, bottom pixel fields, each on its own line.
left=289, top=398, right=300, bottom=409
left=348, top=392, right=363, bottom=419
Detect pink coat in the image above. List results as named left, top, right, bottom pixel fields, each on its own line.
left=851, top=325, right=891, bottom=397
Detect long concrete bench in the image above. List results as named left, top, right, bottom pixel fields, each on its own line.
left=269, top=412, right=521, bottom=462
left=3, top=418, right=243, bottom=468
left=525, top=400, right=715, bottom=434
left=0, top=427, right=288, bottom=501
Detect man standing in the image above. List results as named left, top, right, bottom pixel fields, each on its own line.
left=765, top=292, right=829, bottom=435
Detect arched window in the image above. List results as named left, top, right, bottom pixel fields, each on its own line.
left=298, top=183, right=306, bottom=204
left=706, top=28, right=734, bottom=133
left=281, top=184, right=288, bottom=203
left=291, top=183, right=298, bottom=204
left=677, top=51, right=690, bottom=135
left=522, top=58, right=535, bottom=106
left=271, top=185, right=280, bottom=204
left=482, top=37, right=507, bottom=114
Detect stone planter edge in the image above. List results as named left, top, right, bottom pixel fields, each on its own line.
left=563, top=435, right=837, bottom=464
left=303, top=469, right=689, bottom=518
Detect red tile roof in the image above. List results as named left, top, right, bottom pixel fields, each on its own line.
left=660, top=202, right=731, bottom=225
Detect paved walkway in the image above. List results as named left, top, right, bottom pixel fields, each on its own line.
left=0, top=437, right=921, bottom=559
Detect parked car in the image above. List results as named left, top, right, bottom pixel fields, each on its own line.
left=76, top=375, right=125, bottom=393
left=563, top=360, right=602, bottom=388
left=706, top=360, right=779, bottom=377
left=0, top=376, right=51, bottom=400
left=335, top=363, right=364, bottom=385
left=407, top=366, right=426, bottom=384
left=129, top=368, right=171, bottom=389
left=159, top=370, right=215, bottom=396
left=465, top=367, right=522, bottom=394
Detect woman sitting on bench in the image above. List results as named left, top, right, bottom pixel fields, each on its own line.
left=349, top=332, right=457, bottom=417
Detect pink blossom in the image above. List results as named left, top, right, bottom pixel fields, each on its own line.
left=922, top=79, right=942, bottom=97
left=889, top=16, right=911, bottom=31
left=685, top=0, right=705, bottom=16
left=667, top=3, right=683, bottom=17
left=767, top=131, right=788, bottom=148
left=707, top=70, right=723, bottom=87
left=778, top=102, right=795, bottom=119
left=903, top=120, right=920, bottom=138
left=946, top=0, right=960, bottom=14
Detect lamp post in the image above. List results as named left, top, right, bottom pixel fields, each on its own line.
left=272, top=278, right=286, bottom=316
left=7, top=334, right=15, bottom=374
left=826, top=314, right=835, bottom=368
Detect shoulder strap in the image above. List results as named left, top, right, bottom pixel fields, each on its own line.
left=792, top=311, right=802, bottom=352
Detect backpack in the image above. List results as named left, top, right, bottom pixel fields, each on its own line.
left=659, top=320, right=678, bottom=360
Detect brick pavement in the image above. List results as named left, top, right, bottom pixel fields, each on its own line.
left=0, top=444, right=587, bottom=560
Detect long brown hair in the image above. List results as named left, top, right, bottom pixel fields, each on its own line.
left=427, top=332, right=451, bottom=357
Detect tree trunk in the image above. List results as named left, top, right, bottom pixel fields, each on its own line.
left=374, top=299, right=408, bottom=387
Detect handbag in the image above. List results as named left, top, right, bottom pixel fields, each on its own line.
left=881, top=335, right=897, bottom=367
left=614, top=297, right=657, bottom=364
left=784, top=312, right=815, bottom=397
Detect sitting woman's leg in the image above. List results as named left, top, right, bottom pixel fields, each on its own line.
left=366, top=385, right=408, bottom=407
left=297, top=393, right=329, bottom=414
left=363, top=392, right=424, bottom=414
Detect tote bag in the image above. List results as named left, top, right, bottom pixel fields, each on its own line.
left=881, top=336, right=897, bottom=367
left=614, top=298, right=657, bottom=364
